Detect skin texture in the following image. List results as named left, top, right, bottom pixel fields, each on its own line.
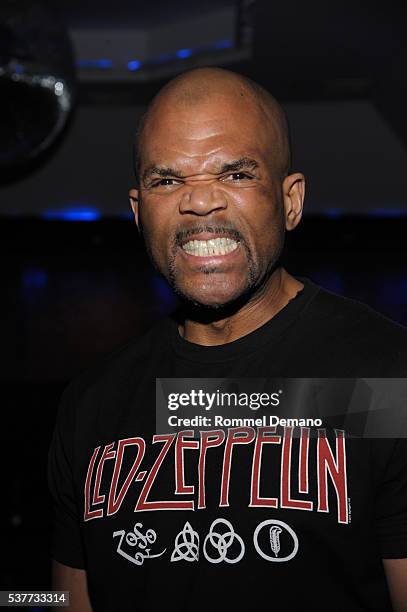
left=52, top=561, right=92, bottom=611
left=129, top=67, right=305, bottom=345
left=383, top=558, right=407, bottom=612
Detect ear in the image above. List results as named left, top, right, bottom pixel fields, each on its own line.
left=129, top=188, right=140, bottom=230
left=282, top=172, right=305, bottom=231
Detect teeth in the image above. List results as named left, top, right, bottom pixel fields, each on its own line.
left=182, top=237, right=238, bottom=256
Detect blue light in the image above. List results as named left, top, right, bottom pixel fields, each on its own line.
left=378, top=276, right=407, bottom=303
left=322, top=208, right=407, bottom=218
left=151, top=275, right=177, bottom=314
left=324, top=208, right=342, bottom=218
left=118, top=211, right=134, bottom=220
left=14, top=63, right=24, bottom=74
left=154, top=53, right=175, bottom=64
left=176, top=48, right=193, bottom=59
left=22, top=267, right=48, bottom=290
left=212, top=39, right=233, bottom=50
left=77, top=59, right=113, bottom=69
left=312, top=271, right=344, bottom=296
left=368, top=208, right=406, bottom=218
left=42, top=206, right=101, bottom=221
left=128, top=59, right=142, bottom=71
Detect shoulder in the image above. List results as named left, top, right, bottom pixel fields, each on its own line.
left=298, top=280, right=407, bottom=375
left=309, top=282, right=407, bottom=337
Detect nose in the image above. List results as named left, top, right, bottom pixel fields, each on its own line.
left=179, top=183, right=228, bottom=216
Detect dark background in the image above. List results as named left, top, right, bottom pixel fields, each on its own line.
left=1, top=0, right=406, bottom=604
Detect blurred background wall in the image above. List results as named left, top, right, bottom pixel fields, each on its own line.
left=0, top=0, right=406, bottom=600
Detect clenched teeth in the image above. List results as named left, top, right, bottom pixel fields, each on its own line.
left=181, top=237, right=239, bottom=256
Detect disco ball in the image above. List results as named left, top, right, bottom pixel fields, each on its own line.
left=0, top=1, right=77, bottom=179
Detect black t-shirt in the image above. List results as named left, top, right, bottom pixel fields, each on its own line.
left=48, top=278, right=407, bottom=611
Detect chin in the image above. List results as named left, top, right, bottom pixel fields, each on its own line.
left=189, top=298, right=231, bottom=309
left=169, top=270, right=255, bottom=310
left=175, top=285, right=248, bottom=310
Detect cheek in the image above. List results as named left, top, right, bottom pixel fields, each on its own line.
left=140, top=202, right=173, bottom=257
left=258, top=211, right=285, bottom=259
left=235, top=192, right=284, bottom=256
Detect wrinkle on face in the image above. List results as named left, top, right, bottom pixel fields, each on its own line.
left=135, top=68, right=291, bottom=184
left=130, top=68, right=303, bottom=334
left=141, top=115, right=271, bottom=186
left=143, top=154, right=262, bottom=183
left=167, top=148, right=224, bottom=162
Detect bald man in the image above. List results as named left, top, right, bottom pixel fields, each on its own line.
left=49, top=68, right=407, bottom=611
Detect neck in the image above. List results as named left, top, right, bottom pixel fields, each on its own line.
left=177, top=267, right=304, bottom=346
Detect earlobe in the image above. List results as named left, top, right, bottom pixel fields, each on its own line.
left=283, top=173, right=305, bottom=231
left=129, top=188, right=140, bottom=230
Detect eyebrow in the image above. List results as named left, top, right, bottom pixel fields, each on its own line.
left=219, top=157, right=259, bottom=173
left=142, top=157, right=259, bottom=183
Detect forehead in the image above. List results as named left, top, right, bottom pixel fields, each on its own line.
left=139, top=96, right=274, bottom=173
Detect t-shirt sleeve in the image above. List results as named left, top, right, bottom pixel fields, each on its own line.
left=48, top=384, right=85, bottom=569
left=374, top=437, right=407, bottom=559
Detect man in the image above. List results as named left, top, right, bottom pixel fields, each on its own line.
left=49, top=67, right=407, bottom=611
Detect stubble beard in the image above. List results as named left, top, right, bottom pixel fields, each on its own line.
left=168, top=246, right=258, bottom=310
left=163, top=222, right=258, bottom=309
left=139, top=215, right=284, bottom=313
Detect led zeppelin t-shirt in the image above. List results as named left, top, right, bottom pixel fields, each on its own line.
left=48, top=279, right=407, bottom=611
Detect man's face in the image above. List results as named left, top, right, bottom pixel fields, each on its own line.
left=131, top=94, right=296, bottom=308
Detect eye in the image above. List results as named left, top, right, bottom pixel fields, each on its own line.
left=153, top=178, right=182, bottom=187
left=224, top=172, right=254, bottom=182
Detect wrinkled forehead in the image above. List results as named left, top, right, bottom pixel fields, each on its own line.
left=139, top=94, right=277, bottom=170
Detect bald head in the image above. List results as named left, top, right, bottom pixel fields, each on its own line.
left=134, top=67, right=291, bottom=185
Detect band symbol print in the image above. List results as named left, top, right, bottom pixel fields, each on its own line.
left=269, top=525, right=282, bottom=557
left=203, top=518, right=245, bottom=564
left=171, top=522, right=200, bottom=562
left=253, top=519, right=299, bottom=562
left=113, top=518, right=299, bottom=565
left=113, top=523, right=166, bottom=566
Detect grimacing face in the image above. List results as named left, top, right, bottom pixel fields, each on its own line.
left=129, top=94, right=304, bottom=308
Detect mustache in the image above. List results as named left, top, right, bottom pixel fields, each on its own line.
left=174, top=225, right=243, bottom=246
